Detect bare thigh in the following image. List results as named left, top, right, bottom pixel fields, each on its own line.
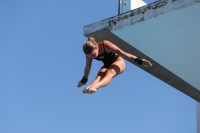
left=107, top=57, right=126, bottom=77
left=96, top=66, right=108, bottom=80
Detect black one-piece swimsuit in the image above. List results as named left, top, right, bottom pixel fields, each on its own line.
left=94, top=41, right=119, bottom=67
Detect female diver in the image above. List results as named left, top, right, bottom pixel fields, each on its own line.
left=77, top=37, right=152, bottom=94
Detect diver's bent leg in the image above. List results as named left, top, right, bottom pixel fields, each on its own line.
left=94, top=57, right=125, bottom=90
left=93, top=69, right=115, bottom=89
left=89, top=66, right=107, bottom=86
left=83, top=57, right=125, bottom=93
left=83, top=66, right=107, bottom=93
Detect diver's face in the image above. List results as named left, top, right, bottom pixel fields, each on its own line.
left=86, top=47, right=98, bottom=58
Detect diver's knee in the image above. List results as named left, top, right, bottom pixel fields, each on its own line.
left=106, top=69, right=116, bottom=77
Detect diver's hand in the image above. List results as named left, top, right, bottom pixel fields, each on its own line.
left=77, top=76, right=88, bottom=87
left=141, top=59, right=152, bottom=67
left=77, top=81, right=86, bottom=87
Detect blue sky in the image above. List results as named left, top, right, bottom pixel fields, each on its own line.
left=0, top=0, right=196, bottom=133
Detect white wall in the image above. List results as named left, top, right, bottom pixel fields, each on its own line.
left=131, top=0, right=146, bottom=10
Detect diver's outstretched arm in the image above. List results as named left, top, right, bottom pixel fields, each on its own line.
left=103, top=40, right=152, bottom=66
left=77, top=56, right=93, bottom=87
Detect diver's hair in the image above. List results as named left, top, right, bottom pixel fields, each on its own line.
left=83, top=37, right=96, bottom=54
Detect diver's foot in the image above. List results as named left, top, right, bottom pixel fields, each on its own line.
left=82, top=85, right=97, bottom=94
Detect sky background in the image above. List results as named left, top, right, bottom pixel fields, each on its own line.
left=0, top=0, right=197, bottom=133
